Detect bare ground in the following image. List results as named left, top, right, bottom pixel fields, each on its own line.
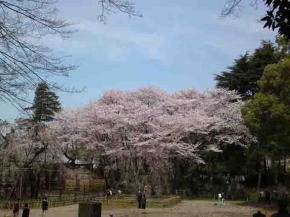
left=1, top=200, right=276, bottom=217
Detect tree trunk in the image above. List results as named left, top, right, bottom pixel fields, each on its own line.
left=257, top=167, right=262, bottom=193
left=29, top=172, right=35, bottom=199
left=171, top=160, right=178, bottom=194
left=19, top=174, right=23, bottom=200
left=35, top=172, right=41, bottom=199
left=256, top=142, right=262, bottom=193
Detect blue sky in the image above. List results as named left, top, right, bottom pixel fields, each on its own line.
left=0, top=0, right=276, bottom=120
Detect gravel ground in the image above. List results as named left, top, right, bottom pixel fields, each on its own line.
left=0, top=200, right=275, bottom=217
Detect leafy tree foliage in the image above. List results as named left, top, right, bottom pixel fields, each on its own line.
left=242, top=57, right=290, bottom=156
left=261, top=0, right=290, bottom=40
left=29, top=83, right=61, bottom=122
left=242, top=56, right=290, bottom=190
left=215, top=41, right=284, bottom=98
left=276, top=35, right=290, bottom=53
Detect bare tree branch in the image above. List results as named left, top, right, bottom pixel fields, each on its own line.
left=221, top=0, right=261, bottom=16
left=97, top=0, right=142, bottom=23
left=0, top=0, right=76, bottom=106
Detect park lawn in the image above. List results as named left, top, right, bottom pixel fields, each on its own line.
left=0, top=200, right=274, bottom=217
left=103, top=195, right=182, bottom=208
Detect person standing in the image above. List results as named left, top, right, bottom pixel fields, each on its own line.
left=218, top=193, right=222, bottom=207
left=141, top=186, right=148, bottom=209
left=218, top=193, right=222, bottom=201
left=106, top=189, right=113, bottom=204
left=42, top=197, right=48, bottom=217
left=22, top=203, right=30, bottom=217
left=137, top=189, right=142, bottom=209
left=117, top=189, right=122, bottom=198
left=221, top=192, right=225, bottom=205
left=141, top=192, right=146, bottom=209
left=13, top=200, right=20, bottom=217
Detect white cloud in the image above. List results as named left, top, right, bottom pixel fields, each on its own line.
left=43, top=1, right=276, bottom=69
left=43, top=20, right=168, bottom=63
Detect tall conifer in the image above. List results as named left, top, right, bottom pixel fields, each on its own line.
left=31, top=83, right=61, bottom=122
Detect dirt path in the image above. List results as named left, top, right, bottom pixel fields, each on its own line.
left=0, top=200, right=273, bottom=217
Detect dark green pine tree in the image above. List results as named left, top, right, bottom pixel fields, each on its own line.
left=215, top=41, right=284, bottom=99
left=215, top=53, right=250, bottom=97
left=31, top=82, right=61, bottom=122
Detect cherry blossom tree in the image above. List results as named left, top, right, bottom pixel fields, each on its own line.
left=0, top=119, right=62, bottom=199
left=51, top=87, right=254, bottom=193
left=0, top=87, right=254, bottom=195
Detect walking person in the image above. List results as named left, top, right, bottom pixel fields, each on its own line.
left=22, top=203, right=30, bottom=217
left=141, top=185, right=148, bottom=209
left=41, top=197, right=48, bottom=217
left=137, top=189, right=142, bottom=209
left=13, top=199, right=20, bottom=217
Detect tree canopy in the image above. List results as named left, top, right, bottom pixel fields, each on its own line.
left=261, top=0, right=290, bottom=40
left=215, top=41, right=284, bottom=98
left=242, top=56, right=290, bottom=168
left=49, top=87, right=254, bottom=191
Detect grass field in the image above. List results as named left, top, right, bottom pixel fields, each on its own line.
left=0, top=200, right=278, bottom=217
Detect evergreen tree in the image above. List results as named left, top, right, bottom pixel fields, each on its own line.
left=216, top=53, right=250, bottom=97
left=30, top=83, right=61, bottom=122
left=215, top=41, right=284, bottom=98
